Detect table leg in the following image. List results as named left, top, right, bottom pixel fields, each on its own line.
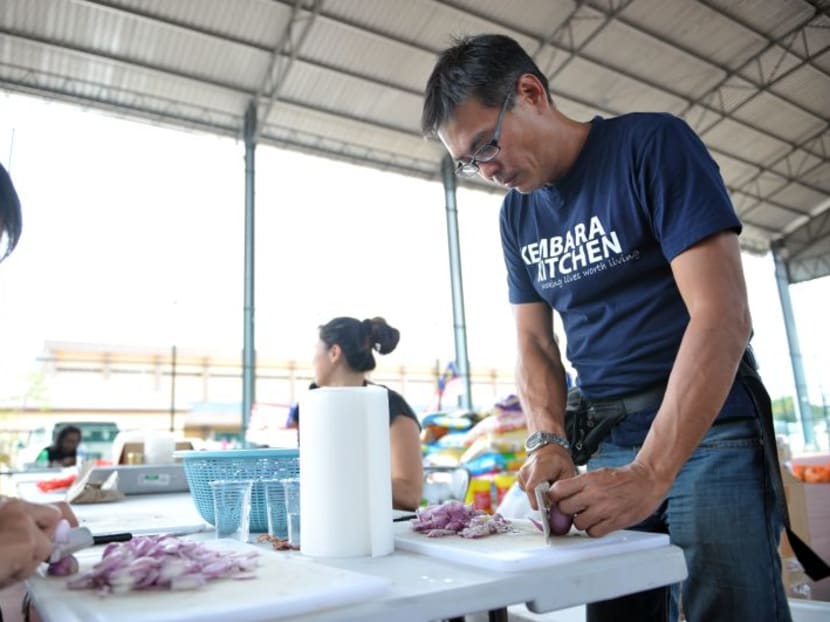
left=488, top=608, right=508, bottom=622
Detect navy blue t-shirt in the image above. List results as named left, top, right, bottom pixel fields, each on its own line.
left=501, top=113, right=741, bottom=401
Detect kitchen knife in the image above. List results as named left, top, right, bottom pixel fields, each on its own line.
left=534, top=482, right=552, bottom=544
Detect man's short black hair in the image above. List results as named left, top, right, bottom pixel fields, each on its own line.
left=421, top=34, right=551, bottom=138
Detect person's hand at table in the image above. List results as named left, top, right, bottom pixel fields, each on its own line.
left=550, top=462, right=671, bottom=537
left=0, top=496, right=79, bottom=588
left=517, top=444, right=576, bottom=510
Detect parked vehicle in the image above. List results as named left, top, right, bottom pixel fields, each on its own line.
left=17, top=421, right=121, bottom=468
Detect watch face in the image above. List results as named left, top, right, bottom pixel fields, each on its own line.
left=525, top=432, right=543, bottom=451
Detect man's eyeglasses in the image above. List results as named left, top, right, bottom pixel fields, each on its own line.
left=455, top=91, right=512, bottom=178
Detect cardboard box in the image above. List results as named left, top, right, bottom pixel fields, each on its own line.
left=116, top=441, right=193, bottom=465
left=781, top=455, right=830, bottom=601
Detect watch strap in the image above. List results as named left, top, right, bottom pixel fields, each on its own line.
left=525, top=431, right=570, bottom=453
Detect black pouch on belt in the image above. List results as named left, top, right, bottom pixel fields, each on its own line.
left=565, top=389, right=627, bottom=466
left=565, top=382, right=666, bottom=466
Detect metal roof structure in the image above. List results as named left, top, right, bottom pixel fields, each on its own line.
left=1, top=0, right=829, bottom=281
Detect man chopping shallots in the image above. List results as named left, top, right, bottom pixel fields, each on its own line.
left=421, top=33, right=826, bottom=622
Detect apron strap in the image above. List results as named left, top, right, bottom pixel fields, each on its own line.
left=739, top=348, right=830, bottom=581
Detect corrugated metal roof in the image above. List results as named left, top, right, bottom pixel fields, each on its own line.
left=1, top=0, right=828, bottom=280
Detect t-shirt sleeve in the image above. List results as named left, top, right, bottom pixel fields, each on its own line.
left=500, top=198, right=544, bottom=304
left=286, top=402, right=299, bottom=428
left=387, top=389, right=420, bottom=430
left=638, top=115, right=741, bottom=261
left=290, top=382, right=319, bottom=425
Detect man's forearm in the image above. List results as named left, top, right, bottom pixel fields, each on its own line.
left=635, top=319, right=750, bottom=484
left=516, top=339, right=569, bottom=436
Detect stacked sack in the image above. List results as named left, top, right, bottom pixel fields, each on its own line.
left=420, top=395, right=529, bottom=513
left=420, top=410, right=480, bottom=467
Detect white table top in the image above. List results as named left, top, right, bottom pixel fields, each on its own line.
left=22, top=489, right=688, bottom=622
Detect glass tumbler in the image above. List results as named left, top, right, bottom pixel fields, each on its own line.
left=281, top=477, right=301, bottom=547
left=262, top=478, right=289, bottom=539
left=210, top=479, right=253, bottom=541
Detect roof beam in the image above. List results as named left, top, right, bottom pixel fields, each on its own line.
left=0, top=26, right=426, bottom=140
left=738, top=218, right=780, bottom=236
left=431, top=0, right=830, bottom=196
left=780, top=204, right=830, bottom=282
left=531, top=0, right=587, bottom=62
left=257, top=128, right=440, bottom=181
left=254, top=0, right=322, bottom=140
left=730, top=186, right=812, bottom=218
left=550, top=77, right=829, bottom=199
left=579, top=3, right=830, bottom=157
left=548, top=77, right=828, bottom=238
left=70, top=0, right=423, bottom=99
left=439, top=0, right=825, bottom=159
left=698, top=0, right=830, bottom=81
left=0, top=28, right=254, bottom=95
left=267, top=96, right=422, bottom=140
left=269, top=0, right=436, bottom=55
left=685, top=19, right=830, bottom=137
left=74, top=0, right=273, bottom=52
left=541, top=0, right=636, bottom=81
left=595, top=1, right=830, bottom=121
left=0, top=74, right=239, bottom=138
left=727, top=124, right=830, bottom=227
left=69, top=0, right=830, bottom=203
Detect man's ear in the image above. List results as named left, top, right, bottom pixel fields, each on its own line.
left=515, top=73, right=550, bottom=111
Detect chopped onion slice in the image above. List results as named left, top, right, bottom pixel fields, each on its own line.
left=66, top=535, right=258, bottom=594
left=411, top=501, right=511, bottom=538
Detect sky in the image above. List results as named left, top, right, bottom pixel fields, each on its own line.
left=0, top=92, right=827, bottom=415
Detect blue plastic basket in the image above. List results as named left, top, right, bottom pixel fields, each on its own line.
left=177, top=448, right=299, bottom=535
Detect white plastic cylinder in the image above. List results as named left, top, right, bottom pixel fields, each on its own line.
left=143, top=432, right=175, bottom=464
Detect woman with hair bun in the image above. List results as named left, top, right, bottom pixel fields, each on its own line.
left=293, top=316, right=424, bottom=510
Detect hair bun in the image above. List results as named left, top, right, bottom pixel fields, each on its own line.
left=365, top=317, right=400, bottom=355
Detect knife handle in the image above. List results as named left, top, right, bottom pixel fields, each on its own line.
left=92, top=532, right=133, bottom=545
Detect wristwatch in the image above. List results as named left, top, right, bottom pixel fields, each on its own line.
left=524, top=431, right=571, bottom=454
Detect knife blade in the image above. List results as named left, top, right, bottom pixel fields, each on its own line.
left=534, top=482, right=552, bottom=545
left=49, top=526, right=94, bottom=563
left=49, top=528, right=134, bottom=563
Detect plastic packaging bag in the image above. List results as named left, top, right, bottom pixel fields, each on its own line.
left=495, top=481, right=533, bottom=519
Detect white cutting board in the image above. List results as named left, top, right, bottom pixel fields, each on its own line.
left=27, top=539, right=390, bottom=622
left=394, top=519, right=670, bottom=572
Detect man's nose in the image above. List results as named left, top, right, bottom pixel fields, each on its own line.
left=478, top=159, right=499, bottom=182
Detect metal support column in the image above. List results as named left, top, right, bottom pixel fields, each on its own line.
left=441, top=154, right=472, bottom=410
left=170, top=344, right=177, bottom=433
left=242, top=101, right=257, bottom=443
left=771, top=241, right=816, bottom=448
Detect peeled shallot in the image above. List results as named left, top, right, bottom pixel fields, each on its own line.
left=47, top=554, right=79, bottom=576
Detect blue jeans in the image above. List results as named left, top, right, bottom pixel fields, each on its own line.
left=586, top=416, right=791, bottom=622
